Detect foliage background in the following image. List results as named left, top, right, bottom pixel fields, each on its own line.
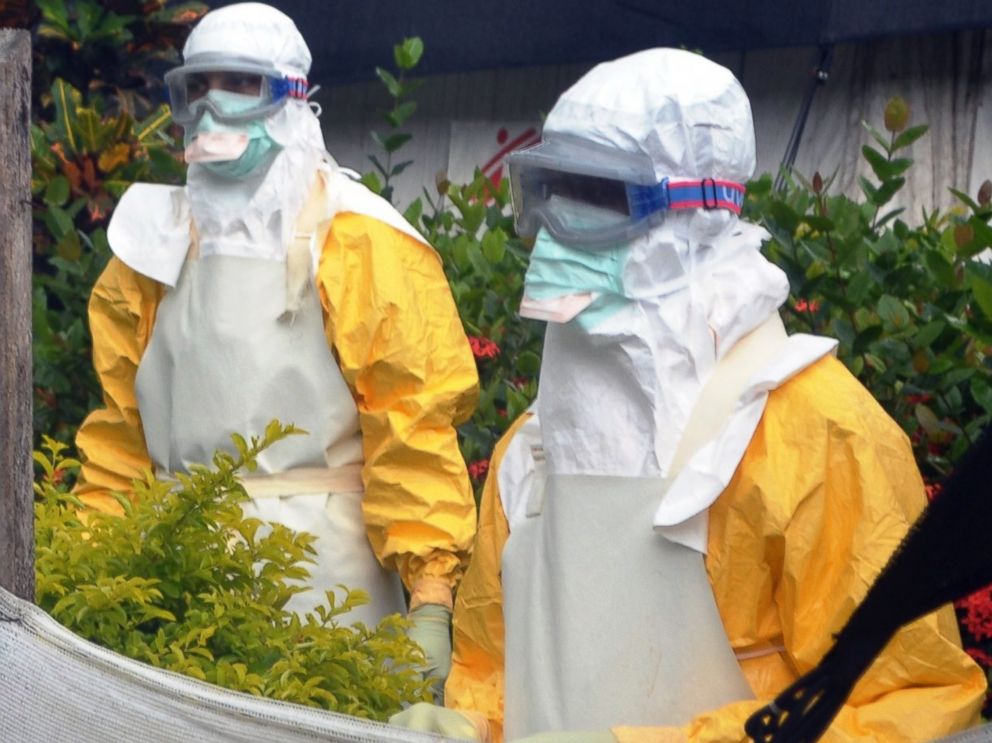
left=11, top=0, right=992, bottom=716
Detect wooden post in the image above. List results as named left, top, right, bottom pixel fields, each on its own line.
left=0, top=29, right=34, bottom=602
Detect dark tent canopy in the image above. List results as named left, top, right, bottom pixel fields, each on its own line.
left=202, top=0, right=992, bottom=84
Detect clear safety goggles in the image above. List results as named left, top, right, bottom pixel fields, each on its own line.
left=507, top=140, right=746, bottom=249
left=165, top=54, right=309, bottom=126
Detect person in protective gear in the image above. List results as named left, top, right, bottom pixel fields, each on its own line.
left=73, top=2, right=477, bottom=688
left=389, top=48, right=985, bottom=742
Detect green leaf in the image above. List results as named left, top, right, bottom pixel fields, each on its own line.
left=862, top=121, right=891, bottom=153
left=382, top=132, right=412, bottom=154
left=135, top=105, right=173, bottom=143
left=871, top=177, right=905, bottom=207
left=915, top=320, right=945, bottom=348
left=44, top=176, right=71, bottom=207
left=374, top=67, right=401, bottom=98
left=874, top=207, right=905, bottom=229
left=74, top=108, right=104, bottom=152
left=465, top=241, right=492, bottom=280
left=481, top=230, right=506, bottom=264
left=846, top=270, right=872, bottom=304
left=803, top=215, right=835, bottom=232
left=360, top=171, right=382, bottom=195
left=768, top=201, right=800, bottom=234
left=968, top=217, right=992, bottom=251
left=877, top=295, right=910, bottom=329
left=885, top=158, right=913, bottom=178
left=942, top=368, right=975, bottom=388
left=44, top=205, right=74, bottom=240
left=971, top=376, right=992, bottom=415
left=366, top=153, right=388, bottom=177
left=949, top=187, right=981, bottom=213
left=861, top=145, right=890, bottom=181
left=968, top=265, right=992, bottom=319
left=390, top=159, right=414, bottom=177
left=386, top=101, right=417, bottom=128
left=830, top=317, right=855, bottom=348
left=403, top=198, right=423, bottom=228
left=516, top=351, right=541, bottom=376
left=853, top=325, right=883, bottom=354
left=892, top=124, right=929, bottom=151
left=858, top=176, right=878, bottom=203
left=51, top=79, right=81, bottom=154
left=394, top=37, right=424, bottom=71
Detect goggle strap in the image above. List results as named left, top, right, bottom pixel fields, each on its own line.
left=270, top=76, right=309, bottom=101
left=627, top=178, right=746, bottom=218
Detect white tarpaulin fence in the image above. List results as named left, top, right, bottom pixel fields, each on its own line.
left=2, top=585, right=991, bottom=742
left=0, top=586, right=453, bottom=743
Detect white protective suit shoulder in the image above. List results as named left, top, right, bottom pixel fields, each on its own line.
left=106, top=164, right=428, bottom=287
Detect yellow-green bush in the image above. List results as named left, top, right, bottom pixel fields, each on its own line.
left=34, top=422, right=432, bottom=719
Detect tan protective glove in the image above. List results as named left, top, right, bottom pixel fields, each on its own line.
left=389, top=702, right=489, bottom=742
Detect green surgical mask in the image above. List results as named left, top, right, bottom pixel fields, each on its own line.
left=188, top=90, right=279, bottom=179
left=523, top=223, right=633, bottom=330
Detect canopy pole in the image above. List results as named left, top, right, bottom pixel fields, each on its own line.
left=0, top=29, right=34, bottom=603
left=775, top=45, right=834, bottom=192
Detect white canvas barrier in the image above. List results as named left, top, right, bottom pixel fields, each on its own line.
left=0, top=586, right=452, bottom=743
left=3, top=585, right=991, bottom=742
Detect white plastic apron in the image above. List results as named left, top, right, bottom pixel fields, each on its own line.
left=134, top=246, right=405, bottom=626
left=501, top=316, right=788, bottom=739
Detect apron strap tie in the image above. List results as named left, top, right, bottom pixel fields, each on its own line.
left=239, top=463, right=364, bottom=499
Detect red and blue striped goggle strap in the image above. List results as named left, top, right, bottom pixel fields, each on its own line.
left=270, top=76, right=309, bottom=101
left=627, top=178, right=746, bottom=219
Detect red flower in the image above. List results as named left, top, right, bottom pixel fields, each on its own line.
left=966, top=647, right=992, bottom=668
left=468, top=335, right=500, bottom=360
left=793, top=298, right=821, bottom=313
left=956, top=586, right=992, bottom=641
left=924, top=481, right=943, bottom=501
left=906, top=393, right=933, bottom=405
left=468, top=459, right=490, bottom=482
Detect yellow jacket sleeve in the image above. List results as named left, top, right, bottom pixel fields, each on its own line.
left=315, top=212, right=480, bottom=596
left=448, top=358, right=985, bottom=743
left=74, top=256, right=162, bottom=513
left=446, top=414, right=531, bottom=743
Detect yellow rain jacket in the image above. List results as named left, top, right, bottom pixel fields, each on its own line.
left=446, top=355, right=986, bottom=742
left=75, top=211, right=479, bottom=595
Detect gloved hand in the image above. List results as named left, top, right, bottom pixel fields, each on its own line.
left=407, top=603, right=452, bottom=691
left=389, top=702, right=487, bottom=741
left=511, top=731, right=616, bottom=743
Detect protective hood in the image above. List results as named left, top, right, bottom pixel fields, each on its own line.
left=542, top=48, right=755, bottom=183
left=180, top=3, right=327, bottom=261
left=528, top=49, right=835, bottom=551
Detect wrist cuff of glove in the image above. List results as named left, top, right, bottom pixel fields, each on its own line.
left=409, top=578, right=454, bottom=611
left=613, top=726, right=684, bottom=743
left=460, top=710, right=492, bottom=743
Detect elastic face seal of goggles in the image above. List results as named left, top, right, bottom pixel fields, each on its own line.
left=165, top=54, right=309, bottom=126
left=507, top=142, right=746, bottom=250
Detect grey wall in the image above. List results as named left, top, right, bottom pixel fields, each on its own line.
left=315, top=29, right=992, bottom=219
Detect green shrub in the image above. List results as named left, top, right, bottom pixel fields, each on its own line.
left=29, top=1, right=198, bottom=446
left=744, top=97, right=992, bottom=481
left=32, top=0, right=206, bottom=116
left=34, top=422, right=432, bottom=719
left=31, top=78, right=183, bottom=444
